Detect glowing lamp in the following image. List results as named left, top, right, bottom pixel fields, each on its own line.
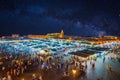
left=72, top=69, right=77, bottom=75
left=21, top=78, right=24, bottom=80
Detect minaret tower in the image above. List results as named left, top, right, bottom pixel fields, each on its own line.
left=58, top=29, right=64, bottom=38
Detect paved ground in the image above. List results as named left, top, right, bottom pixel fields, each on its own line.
left=85, top=54, right=120, bottom=80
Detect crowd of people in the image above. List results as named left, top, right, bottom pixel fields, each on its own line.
left=0, top=50, right=94, bottom=80
left=0, top=47, right=120, bottom=80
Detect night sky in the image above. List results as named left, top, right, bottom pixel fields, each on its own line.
left=0, top=0, right=120, bottom=36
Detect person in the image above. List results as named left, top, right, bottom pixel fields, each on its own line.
left=2, top=77, right=7, bottom=80
left=0, top=77, right=2, bottom=80
left=106, top=64, right=112, bottom=71
left=92, top=62, right=95, bottom=69
left=103, top=57, right=105, bottom=63
left=63, top=72, right=67, bottom=77
left=90, top=60, right=92, bottom=64
left=38, top=75, right=43, bottom=80
left=13, top=68, right=16, bottom=76
left=16, top=69, right=20, bottom=76
left=7, top=74, right=12, bottom=80
left=109, top=65, right=112, bottom=71
left=32, top=74, right=37, bottom=80
left=6, top=71, right=12, bottom=80
left=85, top=61, right=87, bottom=69
left=2, top=66, right=5, bottom=71
left=21, top=67, right=24, bottom=74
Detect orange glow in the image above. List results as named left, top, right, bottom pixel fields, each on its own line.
left=72, top=69, right=77, bottom=75
left=58, top=29, right=64, bottom=38
left=28, top=35, right=46, bottom=39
